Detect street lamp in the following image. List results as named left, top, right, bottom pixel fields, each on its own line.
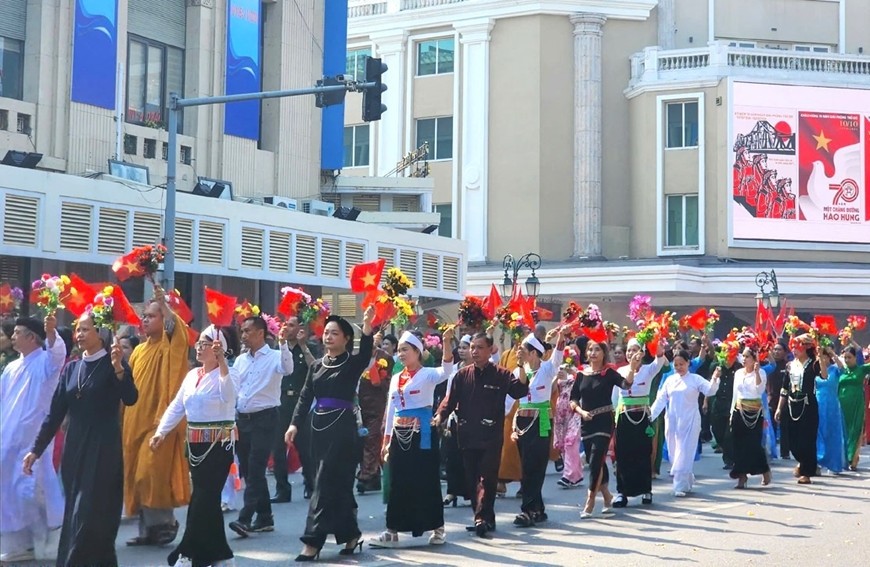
left=755, top=269, right=781, bottom=310
left=500, top=253, right=543, bottom=299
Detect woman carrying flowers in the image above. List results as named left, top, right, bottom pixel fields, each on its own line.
left=729, top=347, right=771, bottom=488
left=553, top=348, right=584, bottom=489
left=774, top=334, right=820, bottom=485
left=838, top=344, right=868, bottom=470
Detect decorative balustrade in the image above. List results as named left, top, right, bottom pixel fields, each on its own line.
left=348, top=0, right=467, bottom=17
left=629, top=43, right=870, bottom=91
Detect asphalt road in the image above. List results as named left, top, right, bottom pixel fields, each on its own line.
left=13, top=445, right=870, bottom=566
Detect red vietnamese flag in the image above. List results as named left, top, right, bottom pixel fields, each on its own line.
left=0, top=283, right=14, bottom=315
left=813, top=314, right=838, bottom=336
left=110, top=285, right=142, bottom=327
left=482, top=284, right=503, bottom=320
left=112, top=250, right=146, bottom=282
left=167, top=290, right=194, bottom=324
left=235, top=299, right=255, bottom=325
left=204, top=287, right=237, bottom=327
left=63, top=273, right=95, bottom=318
left=370, top=297, right=397, bottom=329
left=687, top=308, right=708, bottom=332
left=349, top=259, right=385, bottom=293
left=360, top=289, right=381, bottom=309
left=277, top=288, right=305, bottom=319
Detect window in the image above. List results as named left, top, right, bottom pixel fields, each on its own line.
left=666, top=101, right=698, bottom=149
left=666, top=195, right=699, bottom=248
left=416, top=117, right=453, bottom=160
left=0, top=36, right=24, bottom=100
left=435, top=204, right=452, bottom=237
left=346, top=47, right=371, bottom=80
left=417, top=38, right=454, bottom=76
left=126, top=36, right=184, bottom=130
left=123, top=134, right=137, bottom=155
left=794, top=45, right=830, bottom=53
left=727, top=41, right=756, bottom=48
left=343, top=125, right=370, bottom=168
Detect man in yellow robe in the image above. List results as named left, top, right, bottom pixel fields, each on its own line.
left=123, top=287, right=191, bottom=546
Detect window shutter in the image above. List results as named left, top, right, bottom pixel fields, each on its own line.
left=352, top=195, right=380, bottom=211
left=97, top=208, right=129, bottom=255
left=295, top=235, right=316, bottom=275
left=442, top=256, right=460, bottom=293
left=3, top=193, right=39, bottom=246
left=421, top=253, right=438, bottom=290
left=60, top=202, right=93, bottom=252
left=399, top=249, right=418, bottom=286
left=335, top=294, right=358, bottom=318
left=378, top=246, right=396, bottom=269
left=269, top=231, right=291, bottom=272
left=132, top=212, right=162, bottom=247
left=128, top=0, right=186, bottom=48
left=197, top=221, right=224, bottom=266
left=175, top=217, right=194, bottom=263
left=345, top=242, right=365, bottom=277
left=241, top=227, right=264, bottom=269
left=0, top=1, right=26, bottom=41
left=393, top=195, right=420, bottom=212
left=320, top=238, right=341, bottom=278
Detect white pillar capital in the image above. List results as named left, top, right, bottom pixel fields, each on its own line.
left=455, top=18, right=494, bottom=44
left=371, top=30, right=409, bottom=55
left=570, top=13, right=607, bottom=35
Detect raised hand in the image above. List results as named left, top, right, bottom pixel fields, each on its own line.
left=111, top=337, right=124, bottom=376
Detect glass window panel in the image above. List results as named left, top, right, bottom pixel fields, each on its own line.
left=666, top=195, right=683, bottom=247
left=436, top=117, right=453, bottom=159
left=685, top=195, right=699, bottom=246
left=145, top=45, right=163, bottom=123
left=127, top=40, right=147, bottom=123
left=436, top=204, right=452, bottom=237
left=666, top=103, right=683, bottom=148
left=684, top=102, right=699, bottom=147
left=0, top=37, right=24, bottom=100
left=343, top=127, right=354, bottom=168
left=437, top=38, right=454, bottom=74
left=416, top=119, right=435, bottom=157
left=355, top=125, right=370, bottom=167
left=417, top=41, right=437, bottom=76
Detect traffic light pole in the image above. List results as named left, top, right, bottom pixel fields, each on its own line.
left=162, top=80, right=375, bottom=291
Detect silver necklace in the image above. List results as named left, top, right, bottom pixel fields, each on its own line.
left=76, top=357, right=106, bottom=399
left=321, top=352, right=349, bottom=369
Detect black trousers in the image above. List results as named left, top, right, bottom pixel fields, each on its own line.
left=462, top=444, right=502, bottom=526
left=272, top=397, right=297, bottom=496
left=516, top=416, right=550, bottom=517
left=236, top=408, right=278, bottom=523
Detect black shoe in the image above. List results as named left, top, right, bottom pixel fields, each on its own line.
left=466, top=521, right=495, bottom=532
left=251, top=516, right=275, bottom=532
left=554, top=458, right=564, bottom=473
left=532, top=511, right=548, bottom=523
left=229, top=520, right=252, bottom=538
left=304, top=487, right=313, bottom=500
left=613, top=495, right=628, bottom=508
left=271, top=490, right=292, bottom=504
left=295, top=549, right=321, bottom=561
left=641, top=493, right=653, bottom=505
left=475, top=522, right=492, bottom=539
left=356, top=477, right=381, bottom=494
left=339, top=539, right=364, bottom=555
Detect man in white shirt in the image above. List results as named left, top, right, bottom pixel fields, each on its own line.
left=0, top=316, right=66, bottom=563
left=229, top=316, right=293, bottom=537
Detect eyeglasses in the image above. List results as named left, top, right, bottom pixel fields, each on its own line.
left=194, top=341, right=214, bottom=349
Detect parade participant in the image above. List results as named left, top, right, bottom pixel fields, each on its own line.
left=649, top=350, right=721, bottom=496
left=775, top=335, right=819, bottom=484
left=0, top=322, right=20, bottom=373
left=285, top=307, right=374, bottom=561
left=612, top=345, right=628, bottom=368
left=838, top=346, right=869, bottom=470
left=123, top=287, right=190, bottom=546
left=570, top=340, right=632, bottom=517
left=762, top=340, right=791, bottom=459
left=613, top=339, right=666, bottom=507
left=356, top=333, right=391, bottom=495
left=152, top=326, right=239, bottom=567
left=497, top=330, right=523, bottom=498
left=271, top=317, right=315, bottom=503
left=24, top=314, right=137, bottom=567
left=435, top=333, right=529, bottom=539
left=442, top=334, right=472, bottom=507
left=554, top=353, right=584, bottom=489
left=814, top=347, right=844, bottom=475
left=228, top=316, right=294, bottom=537
left=729, top=348, right=771, bottom=488
left=374, top=328, right=455, bottom=547
left=511, top=328, right=564, bottom=527
left=690, top=337, right=716, bottom=443
left=0, top=317, right=66, bottom=563
left=118, top=334, right=140, bottom=363
left=710, top=355, right=740, bottom=470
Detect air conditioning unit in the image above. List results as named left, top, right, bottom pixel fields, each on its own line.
left=301, top=199, right=336, bottom=217
left=264, top=196, right=298, bottom=211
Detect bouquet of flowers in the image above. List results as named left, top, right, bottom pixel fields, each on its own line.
left=579, top=303, right=603, bottom=329
left=383, top=267, right=413, bottom=298
left=839, top=314, right=867, bottom=346
left=784, top=315, right=810, bottom=337
left=87, top=285, right=117, bottom=330
left=458, top=296, right=486, bottom=330
left=261, top=313, right=282, bottom=338
left=705, top=309, right=720, bottom=335
left=716, top=329, right=741, bottom=367
left=628, top=294, right=653, bottom=323
left=810, top=314, right=837, bottom=349
left=235, top=300, right=262, bottom=325
left=0, top=283, right=24, bottom=317
left=112, top=244, right=167, bottom=282
left=300, top=297, right=330, bottom=326
left=31, top=273, right=69, bottom=316
left=495, top=304, right=525, bottom=342
left=390, top=296, right=415, bottom=328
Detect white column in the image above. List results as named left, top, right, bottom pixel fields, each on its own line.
left=657, top=0, right=676, bottom=49
left=371, top=31, right=408, bottom=176
left=571, top=13, right=606, bottom=259
left=456, top=19, right=494, bottom=262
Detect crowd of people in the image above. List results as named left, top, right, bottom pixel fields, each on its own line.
left=1, top=287, right=868, bottom=566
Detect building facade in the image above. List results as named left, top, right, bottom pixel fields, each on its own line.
left=0, top=0, right=467, bottom=323
left=345, top=0, right=870, bottom=323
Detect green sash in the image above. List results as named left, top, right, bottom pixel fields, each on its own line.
left=518, top=400, right=551, bottom=437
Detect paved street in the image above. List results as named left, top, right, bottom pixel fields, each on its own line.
left=16, top=445, right=870, bottom=567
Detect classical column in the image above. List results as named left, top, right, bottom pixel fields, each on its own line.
left=657, top=0, right=676, bottom=49
left=456, top=19, right=494, bottom=262
left=371, top=31, right=408, bottom=176
left=571, top=13, right=605, bottom=259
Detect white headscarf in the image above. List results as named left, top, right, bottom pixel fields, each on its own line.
left=200, top=325, right=228, bottom=352
left=626, top=338, right=641, bottom=351
left=399, top=330, right=424, bottom=353
left=460, top=334, right=472, bottom=345
left=522, top=333, right=545, bottom=355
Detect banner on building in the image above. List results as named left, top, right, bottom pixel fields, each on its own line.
left=730, top=82, right=870, bottom=245
left=224, top=0, right=261, bottom=140
left=71, top=0, right=118, bottom=109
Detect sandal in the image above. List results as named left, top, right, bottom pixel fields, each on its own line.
left=512, top=512, right=534, bottom=528
left=154, top=521, right=180, bottom=545
left=369, top=530, right=398, bottom=548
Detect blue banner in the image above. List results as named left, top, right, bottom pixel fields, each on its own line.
left=71, top=0, right=118, bottom=110
left=224, top=0, right=261, bottom=140
left=321, top=0, right=348, bottom=170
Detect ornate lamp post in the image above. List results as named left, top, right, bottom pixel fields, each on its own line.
left=500, top=253, right=542, bottom=300
left=755, top=269, right=781, bottom=310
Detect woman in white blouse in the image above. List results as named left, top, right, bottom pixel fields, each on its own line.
left=649, top=349, right=721, bottom=496
left=373, top=329, right=454, bottom=548
left=151, top=326, right=239, bottom=567
left=729, top=347, right=771, bottom=489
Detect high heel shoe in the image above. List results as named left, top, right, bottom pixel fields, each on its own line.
left=443, top=495, right=457, bottom=507
left=294, top=549, right=321, bottom=562
left=339, top=538, right=364, bottom=555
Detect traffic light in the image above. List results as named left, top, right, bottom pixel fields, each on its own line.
left=362, top=56, right=388, bottom=122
